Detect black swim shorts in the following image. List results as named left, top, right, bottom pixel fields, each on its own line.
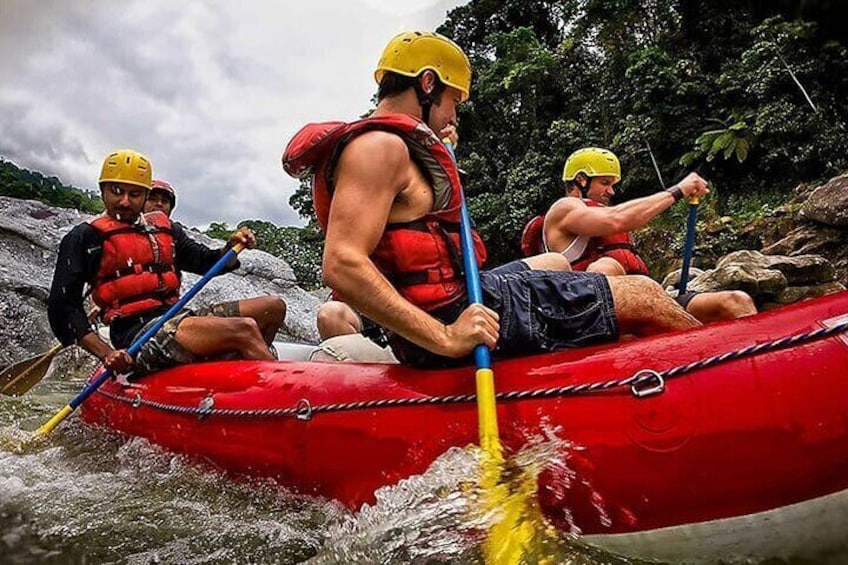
left=390, top=260, right=619, bottom=368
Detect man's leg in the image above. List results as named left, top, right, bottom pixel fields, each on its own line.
left=586, top=257, right=626, bottom=276
left=606, top=275, right=701, bottom=336
left=174, top=316, right=275, bottom=360
left=686, top=290, right=757, bottom=324
left=317, top=301, right=363, bottom=340
left=236, top=296, right=286, bottom=344
left=523, top=252, right=571, bottom=271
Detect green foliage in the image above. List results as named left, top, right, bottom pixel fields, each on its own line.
left=0, top=158, right=104, bottom=214
left=204, top=222, right=233, bottom=241
left=435, top=2, right=848, bottom=267
left=203, top=219, right=324, bottom=290
left=680, top=111, right=756, bottom=166
left=288, top=178, right=315, bottom=226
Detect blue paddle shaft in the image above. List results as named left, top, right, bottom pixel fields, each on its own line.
left=68, top=246, right=240, bottom=409
left=445, top=143, right=491, bottom=369
left=679, top=202, right=699, bottom=295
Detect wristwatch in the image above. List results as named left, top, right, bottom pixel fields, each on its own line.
left=666, top=185, right=684, bottom=202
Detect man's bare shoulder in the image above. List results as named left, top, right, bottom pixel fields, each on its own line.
left=335, top=129, right=411, bottom=197
left=547, top=195, right=586, bottom=217
left=341, top=129, right=409, bottom=165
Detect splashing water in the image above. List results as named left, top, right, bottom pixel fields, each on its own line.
left=0, top=366, right=647, bottom=564
left=308, top=429, right=640, bottom=565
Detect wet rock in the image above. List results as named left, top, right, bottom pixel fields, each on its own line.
left=661, top=267, right=705, bottom=291
left=643, top=171, right=848, bottom=286
left=669, top=249, right=843, bottom=306
left=800, top=174, right=848, bottom=227
left=686, top=263, right=788, bottom=298
left=762, top=224, right=848, bottom=285
left=717, top=250, right=835, bottom=286
left=775, top=282, right=847, bottom=305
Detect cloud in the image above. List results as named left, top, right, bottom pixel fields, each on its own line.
left=0, top=0, right=466, bottom=229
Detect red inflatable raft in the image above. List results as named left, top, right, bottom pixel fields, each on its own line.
left=81, top=291, right=848, bottom=563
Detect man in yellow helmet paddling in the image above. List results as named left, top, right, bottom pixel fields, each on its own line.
left=284, top=32, right=700, bottom=368
left=48, top=149, right=286, bottom=377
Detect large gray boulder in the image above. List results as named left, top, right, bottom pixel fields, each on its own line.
left=716, top=250, right=835, bottom=286
left=665, top=249, right=844, bottom=308
left=0, top=196, right=320, bottom=368
left=800, top=174, right=848, bottom=228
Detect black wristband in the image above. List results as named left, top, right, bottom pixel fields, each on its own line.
left=666, top=185, right=684, bottom=202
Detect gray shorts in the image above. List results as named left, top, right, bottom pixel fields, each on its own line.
left=131, top=301, right=241, bottom=378
left=390, top=260, right=619, bottom=368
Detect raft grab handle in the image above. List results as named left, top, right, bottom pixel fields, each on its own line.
left=631, top=370, right=665, bottom=398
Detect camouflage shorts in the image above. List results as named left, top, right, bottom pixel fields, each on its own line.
left=131, top=301, right=241, bottom=378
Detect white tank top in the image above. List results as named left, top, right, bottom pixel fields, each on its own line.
left=542, top=214, right=589, bottom=262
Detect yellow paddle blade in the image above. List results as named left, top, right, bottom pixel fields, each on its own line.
left=0, top=425, right=49, bottom=454
left=0, top=343, right=64, bottom=397
left=474, top=366, right=558, bottom=564
left=479, top=449, right=559, bottom=565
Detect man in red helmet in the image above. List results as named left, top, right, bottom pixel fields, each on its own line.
left=285, top=32, right=700, bottom=368
left=524, top=147, right=756, bottom=323
left=48, top=150, right=287, bottom=377
left=144, top=179, right=176, bottom=217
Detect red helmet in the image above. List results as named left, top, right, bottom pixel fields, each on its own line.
left=150, top=179, right=176, bottom=208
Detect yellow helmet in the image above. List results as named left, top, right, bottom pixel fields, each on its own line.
left=98, top=149, right=152, bottom=189
left=563, top=147, right=621, bottom=181
left=374, top=31, right=471, bottom=101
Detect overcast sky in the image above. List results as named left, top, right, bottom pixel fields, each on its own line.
left=0, top=0, right=467, bottom=229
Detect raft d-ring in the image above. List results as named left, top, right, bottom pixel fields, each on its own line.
left=132, top=393, right=142, bottom=408
left=197, top=395, right=214, bottom=420
left=631, top=370, right=665, bottom=398
left=295, top=399, right=313, bottom=421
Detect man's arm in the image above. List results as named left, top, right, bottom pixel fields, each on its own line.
left=548, top=172, right=710, bottom=240
left=47, top=225, right=128, bottom=368
left=322, top=131, right=497, bottom=358
left=174, top=224, right=254, bottom=276
left=48, top=226, right=99, bottom=346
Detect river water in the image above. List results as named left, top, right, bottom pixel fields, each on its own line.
left=0, top=362, right=842, bottom=564
left=0, top=363, right=642, bottom=565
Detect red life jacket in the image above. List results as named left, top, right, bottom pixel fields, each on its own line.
left=520, top=200, right=649, bottom=276
left=520, top=215, right=546, bottom=257
left=89, top=211, right=180, bottom=323
left=283, top=113, right=487, bottom=312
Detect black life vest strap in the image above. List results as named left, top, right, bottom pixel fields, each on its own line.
left=111, top=289, right=180, bottom=309
left=595, top=243, right=639, bottom=254
left=97, top=262, right=177, bottom=284
left=384, top=220, right=462, bottom=233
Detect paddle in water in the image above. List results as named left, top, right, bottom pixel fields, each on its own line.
left=36, top=243, right=245, bottom=436
left=1, top=308, right=100, bottom=397
left=445, top=142, right=553, bottom=564
left=1, top=344, right=65, bottom=397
